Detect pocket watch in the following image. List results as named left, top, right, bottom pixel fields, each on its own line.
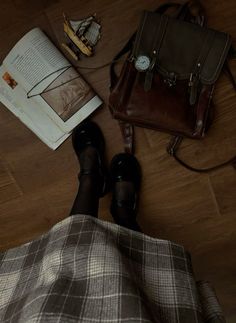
left=134, top=55, right=151, bottom=72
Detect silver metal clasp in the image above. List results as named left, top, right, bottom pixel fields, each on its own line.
left=128, top=55, right=135, bottom=63
left=164, top=72, right=177, bottom=87
left=188, top=73, right=194, bottom=87
left=167, top=136, right=183, bottom=156
left=189, top=63, right=201, bottom=87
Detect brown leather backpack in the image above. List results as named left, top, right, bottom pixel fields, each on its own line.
left=109, top=1, right=236, bottom=172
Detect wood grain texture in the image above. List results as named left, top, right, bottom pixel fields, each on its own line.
left=0, top=0, right=235, bottom=318
left=0, top=158, right=22, bottom=204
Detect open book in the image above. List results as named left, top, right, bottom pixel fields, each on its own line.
left=0, top=28, right=102, bottom=149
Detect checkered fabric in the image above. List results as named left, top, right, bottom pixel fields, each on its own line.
left=0, top=215, right=225, bottom=323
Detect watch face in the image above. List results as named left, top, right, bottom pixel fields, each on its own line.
left=135, top=55, right=151, bottom=71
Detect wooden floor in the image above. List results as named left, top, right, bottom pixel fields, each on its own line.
left=0, top=0, right=235, bottom=320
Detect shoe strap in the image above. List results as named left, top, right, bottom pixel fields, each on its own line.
left=78, top=169, right=107, bottom=198
left=112, top=194, right=137, bottom=211
left=79, top=169, right=98, bottom=177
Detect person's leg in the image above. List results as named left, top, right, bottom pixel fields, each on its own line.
left=70, top=147, right=100, bottom=217
left=70, top=121, right=108, bottom=217
left=110, top=153, right=142, bottom=232
left=111, top=189, right=142, bottom=232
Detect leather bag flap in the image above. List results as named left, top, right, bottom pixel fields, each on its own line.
left=132, top=11, right=232, bottom=84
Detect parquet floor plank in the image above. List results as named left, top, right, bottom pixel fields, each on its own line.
left=0, top=0, right=235, bottom=317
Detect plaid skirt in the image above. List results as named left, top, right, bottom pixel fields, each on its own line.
left=0, top=215, right=225, bottom=323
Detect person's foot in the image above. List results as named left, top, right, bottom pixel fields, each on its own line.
left=110, top=153, right=141, bottom=229
left=72, top=120, right=108, bottom=197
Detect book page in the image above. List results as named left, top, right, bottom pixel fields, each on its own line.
left=0, top=65, right=68, bottom=144
left=0, top=78, right=70, bottom=150
left=3, top=28, right=102, bottom=132
left=3, top=28, right=69, bottom=91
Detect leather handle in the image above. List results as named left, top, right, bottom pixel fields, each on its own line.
left=180, top=1, right=206, bottom=26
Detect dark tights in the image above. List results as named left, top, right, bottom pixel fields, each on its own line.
left=70, top=148, right=141, bottom=232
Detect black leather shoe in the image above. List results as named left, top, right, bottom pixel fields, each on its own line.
left=72, top=120, right=108, bottom=196
left=110, top=153, right=141, bottom=219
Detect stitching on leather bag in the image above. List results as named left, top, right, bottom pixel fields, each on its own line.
left=195, top=30, right=215, bottom=71
left=155, top=15, right=169, bottom=59
left=201, top=34, right=231, bottom=83
left=155, top=18, right=231, bottom=83
left=156, top=17, right=192, bottom=79
left=133, top=11, right=148, bottom=57
left=150, top=15, right=164, bottom=56
left=156, top=33, right=230, bottom=82
left=157, top=26, right=214, bottom=79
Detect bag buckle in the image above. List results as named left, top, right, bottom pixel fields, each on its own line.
left=128, top=55, right=135, bottom=63
left=167, top=136, right=183, bottom=155
left=164, top=72, right=177, bottom=87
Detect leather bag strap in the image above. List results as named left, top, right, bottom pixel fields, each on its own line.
left=119, top=122, right=134, bottom=154
left=167, top=136, right=236, bottom=172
